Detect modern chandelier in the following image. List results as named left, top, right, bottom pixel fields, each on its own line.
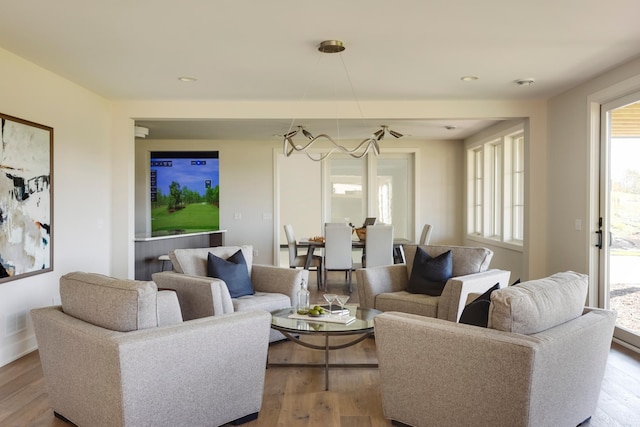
left=281, top=40, right=403, bottom=162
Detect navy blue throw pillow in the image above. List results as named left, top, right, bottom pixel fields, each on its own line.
left=459, top=283, right=500, bottom=327
left=207, top=250, right=255, bottom=298
left=406, top=247, right=453, bottom=296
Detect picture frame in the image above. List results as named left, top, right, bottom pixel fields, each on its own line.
left=0, top=113, right=53, bottom=284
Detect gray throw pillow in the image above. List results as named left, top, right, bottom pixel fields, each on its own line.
left=207, top=250, right=255, bottom=298
left=406, top=247, right=452, bottom=296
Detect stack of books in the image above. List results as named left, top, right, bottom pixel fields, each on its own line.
left=319, top=305, right=350, bottom=316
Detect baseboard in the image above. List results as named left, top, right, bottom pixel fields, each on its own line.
left=613, top=337, right=640, bottom=355
left=0, top=335, right=38, bottom=368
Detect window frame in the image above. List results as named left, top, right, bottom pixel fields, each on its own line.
left=466, top=125, right=524, bottom=250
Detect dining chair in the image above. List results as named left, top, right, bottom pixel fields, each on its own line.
left=419, top=223, right=433, bottom=245
left=323, top=223, right=353, bottom=293
left=284, top=224, right=323, bottom=288
left=363, top=224, right=394, bottom=268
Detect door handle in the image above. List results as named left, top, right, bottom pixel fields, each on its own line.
left=595, top=230, right=602, bottom=249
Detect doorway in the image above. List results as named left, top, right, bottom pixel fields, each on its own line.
left=600, top=93, right=640, bottom=348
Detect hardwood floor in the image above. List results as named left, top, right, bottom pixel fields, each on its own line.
left=1, top=273, right=639, bottom=426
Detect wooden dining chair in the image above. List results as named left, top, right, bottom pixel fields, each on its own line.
left=284, top=224, right=322, bottom=287
left=363, top=224, right=394, bottom=268
left=323, top=223, right=353, bottom=293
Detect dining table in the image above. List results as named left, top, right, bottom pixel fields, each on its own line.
left=298, top=237, right=412, bottom=270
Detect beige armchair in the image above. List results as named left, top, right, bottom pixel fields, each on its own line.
left=356, top=244, right=511, bottom=321
left=31, top=272, right=271, bottom=427
left=152, top=245, right=306, bottom=342
left=374, top=272, right=616, bottom=427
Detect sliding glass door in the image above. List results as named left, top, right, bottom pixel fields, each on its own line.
left=599, top=92, right=640, bottom=348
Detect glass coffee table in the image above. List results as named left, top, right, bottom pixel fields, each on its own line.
left=269, top=306, right=381, bottom=390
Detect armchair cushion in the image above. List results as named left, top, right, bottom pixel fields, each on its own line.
left=207, top=250, right=255, bottom=298
left=60, top=271, right=182, bottom=332
left=404, top=244, right=493, bottom=279
left=459, top=283, right=499, bottom=327
left=489, top=271, right=588, bottom=334
left=170, top=245, right=254, bottom=277
left=406, top=248, right=452, bottom=296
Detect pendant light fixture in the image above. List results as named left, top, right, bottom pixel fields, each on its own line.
left=281, top=40, right=403, bottom=161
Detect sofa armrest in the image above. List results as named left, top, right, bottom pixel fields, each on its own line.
left=250, top=264, right=308, bottom=306
left=437, top=269, right=511, bottom=322
left=152, top=271, right=234, bottom=320
left=355, top=264, right=409, bottom=309
left=156, top=290, right=183, bottom=326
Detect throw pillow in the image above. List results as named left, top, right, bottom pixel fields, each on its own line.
left=459, top=283, right=500, bottom=327
left=207, top=250, right=255, bottom=298
left=406, top=247, right=453, bottom=296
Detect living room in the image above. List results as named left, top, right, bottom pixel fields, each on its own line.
left=1, top=1, right=640, bottom=425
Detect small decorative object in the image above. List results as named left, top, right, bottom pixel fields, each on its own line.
left=334, top=295, right=350, bottom=316
left=355, top=227, right=366, bottom=241
left=297, top=278, right=310, bottom=314
left=323, top=293, right=338, bottom=316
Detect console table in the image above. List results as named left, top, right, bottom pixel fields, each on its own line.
left=133, top=230, right=226, bottom=280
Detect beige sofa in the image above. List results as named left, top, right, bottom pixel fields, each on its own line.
left=374, top=271, right=617, bottom=427
left=31, top=272, right=271, bottom=427
left=152, top=245, right=305, bottom=342
left=356, top=244, right=511, bottom=321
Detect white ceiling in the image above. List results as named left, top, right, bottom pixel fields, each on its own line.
left=2, top=0, right=640, bottom=140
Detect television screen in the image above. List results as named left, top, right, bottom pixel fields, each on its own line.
left=150, top=151, right=219, bottom=236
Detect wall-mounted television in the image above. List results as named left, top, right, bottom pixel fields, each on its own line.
left=150, top=151, right=219, bottom=236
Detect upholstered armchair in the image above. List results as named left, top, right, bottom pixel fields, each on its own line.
left=356, top=244, right=511, bottom=321
left=152, top=245, right=306, bottom=341
left=31, top=272, right=271, bottom=427
left=374, top=271, right=616, bottom=427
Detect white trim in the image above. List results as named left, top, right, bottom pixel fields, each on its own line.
left=466, top=234, right=523, bottom=252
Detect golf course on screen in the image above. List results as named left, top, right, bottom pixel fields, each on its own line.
left=151, top=202, right=219, bottom=235
left=150, top=152, right=220, bottom=236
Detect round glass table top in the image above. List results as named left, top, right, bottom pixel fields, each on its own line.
left=270, top=306, right=381, bottom=335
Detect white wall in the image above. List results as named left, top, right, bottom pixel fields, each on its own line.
left=136, top=139, right=279, bottom=264
left=0, top=48, right=112, bottom=366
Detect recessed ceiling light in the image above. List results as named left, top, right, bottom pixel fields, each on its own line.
left=460, top=76, right=479, bottom=81
left=515, top=78, right=535, bottom=86
left=178, top=76, right=197, bottom=82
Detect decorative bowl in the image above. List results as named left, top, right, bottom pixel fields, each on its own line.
left=307, top=312, right=325, bottom=318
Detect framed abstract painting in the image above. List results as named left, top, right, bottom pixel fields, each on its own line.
left=0, top=113, right=53, bottom=283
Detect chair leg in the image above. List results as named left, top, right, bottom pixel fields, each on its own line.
left=323, top=267, right=328, bottom=291
left=577, top=417, right=592, bottom=426
left=231, top=412, right=259, bottom=425
left=54, top=412, right=72, bottom=423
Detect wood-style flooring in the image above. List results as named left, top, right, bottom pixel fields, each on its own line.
left=1, top=272, right=639, bottom=426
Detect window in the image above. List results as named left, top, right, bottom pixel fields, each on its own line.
left=468, top=147, right=483, bottom=235
left=325, top=153, right=414, bottom=240
left=467, top=126, right=524, bottom=247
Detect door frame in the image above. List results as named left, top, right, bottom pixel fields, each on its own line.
left=588, top=76, right=640, bottom=351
